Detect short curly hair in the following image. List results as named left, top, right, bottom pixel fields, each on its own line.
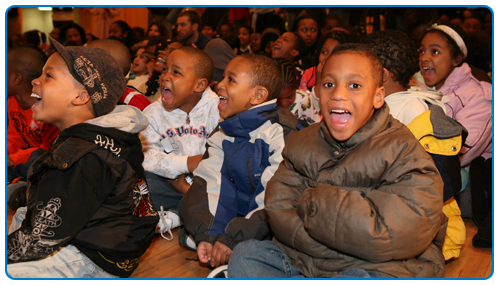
left=238, top=53, right=283, bottom=101
left=359, top=30, right=419, bottom=88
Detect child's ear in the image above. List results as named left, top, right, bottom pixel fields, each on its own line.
left=9, top=72, right=22, bottom=86
left=452, top=55, right=463, bottom=67
left=72, top=90, right=91, bottom=106
left=193, top=78, right=208, bottom=93
left=373, top=86, right=385, bottom=109
left=250, top=86, right=269, bottom=105
left=382, top=68, right=390, bottom=83
left=291, top=49, right=299, bottom=58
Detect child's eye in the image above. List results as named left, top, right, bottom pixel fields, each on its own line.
left=349, top=83, right=361, bottom=89
left=432, top=49, right=440, bottom=55
left=417, top=49, right=424, bottom=55
left=323, top=82, right=334, bottom=88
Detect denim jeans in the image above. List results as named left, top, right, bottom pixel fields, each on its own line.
left=228, top=239, right=390, bottom=278
left=145, top=171, right=183, bottom=211
left=7, top=208, right=117, bottom=278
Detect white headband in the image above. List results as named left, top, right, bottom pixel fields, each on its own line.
left=429, top=24, right=468, bottom=58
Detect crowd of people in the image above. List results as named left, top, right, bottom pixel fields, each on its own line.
left=6, top=6, right=492, bottom=279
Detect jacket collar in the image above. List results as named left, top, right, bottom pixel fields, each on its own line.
left=219, top=100, right=277, bottom=137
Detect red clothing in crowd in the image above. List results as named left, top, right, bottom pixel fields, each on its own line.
left=119, top=86, right=152, bottom=111
left=7, top=96, right=60, bottom=166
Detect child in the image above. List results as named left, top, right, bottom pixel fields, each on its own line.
left=7, top=47, right=59, bottom=170
left=275, top=58, right=321, bottom=125
left=7, top=38, right=158, bottom=278
left=6, top=47, right=60, bottom=209
left=87, top=38, right=152, bottom=111
left=142, top=39, right=183, bottom=103
left=127, top=46, right=154, bottom=91
left=360, top=30, right=468, bottom=259
left=228, top=44, right=446, bottom=278
left=293, top=14, right=320, bottom=69
left=299, top=30, right=354, bottom=91
left=417, top=24, right=491, bottom=168
left=182, top=53, right=304, bottom=275
left=202, top=23, right=217, bottom=38
left=140, top=46, right=220, bottom=239
left=249, top=32, right=263, bottom=54
left=271, top=31, right=305, bottom=64
left=237, top=25, right=252, bottom=53
left=359, top=30, right=447, bottom=125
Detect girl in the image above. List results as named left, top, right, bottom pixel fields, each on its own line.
left=148, top=21, right=168, bottom=38
left=275, top=58, right=321, bottom=125
left=293, top=14, right=320, bottom=69
left=59, top=22, right=87, bottom=46
left=238, top=25, right=253, bottom=53
left=109, top=20, right=141, bottom=53
left=299, top=30, right=354, bottom=91
left=418, top=24, right=492, bottom=167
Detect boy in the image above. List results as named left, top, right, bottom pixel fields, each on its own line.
left=7, top=38, right=158, bottom=278
left=140, top=46, right=220, bottom=239
left=7, top=47, right=59, bottom=171
left=181, top=53, right=304, bottom=276
left=228, top=44, right=447, bottom=278
left=6, top=47, right=60, bottom=208
left=87, top=39, right=151, bottom=111
left=271, top=31, right=305, bottom=64
left=127, top=47, right=153, bottom=91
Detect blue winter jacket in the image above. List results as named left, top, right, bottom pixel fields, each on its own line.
left=182, top=100, right=304, bottom=249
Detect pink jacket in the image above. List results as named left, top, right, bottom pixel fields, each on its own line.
left=439, top=63, right=492, bottom=167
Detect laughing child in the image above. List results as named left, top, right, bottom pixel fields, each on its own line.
left=182, top=53, right=304, bottom=275
left=7, top=38, right=158, bottom=278
left=140, top=46, right=220, bottom=239
left=228, top=43, right=447, bottom=278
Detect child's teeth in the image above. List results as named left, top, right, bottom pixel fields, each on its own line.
left=31, top=93, right=41, bottom=99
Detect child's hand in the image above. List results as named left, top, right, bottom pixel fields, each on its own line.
left=197, top=241, right=213, bottom=264
left=187, top=154, right=203, bottom=173
left=166, top=175, right=191, bottom=194
left=210, top=241, right=232, bottom=267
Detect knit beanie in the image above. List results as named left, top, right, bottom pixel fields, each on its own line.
left=50, top=37, right=126, bottom=117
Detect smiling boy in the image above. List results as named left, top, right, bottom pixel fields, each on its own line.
left=7, top=38, right=158, bottom=278
left=182, top=53, right=305, bottom=277
left=140, top=46, right=220, bottom=239
left=228, top=44, right=447, bottom=278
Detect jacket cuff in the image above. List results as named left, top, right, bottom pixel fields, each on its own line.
left=171, top=155, right=189, bottom=177
left=214, top=234, right=238, bottom=250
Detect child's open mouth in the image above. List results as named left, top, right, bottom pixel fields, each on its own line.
left=330, top=109, right=351, bottom=125
left=217, top=95, right=227, bottom=110
left=272, top=44, right=281, bottom=54
left=161, top=87, right=173, bottom=104
left=31, top=93, right=42, bottom=107
left=421, top=66, right=435, bottom=80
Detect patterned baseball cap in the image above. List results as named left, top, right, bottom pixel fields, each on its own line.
left=50, top=37, right=126, bottom=117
